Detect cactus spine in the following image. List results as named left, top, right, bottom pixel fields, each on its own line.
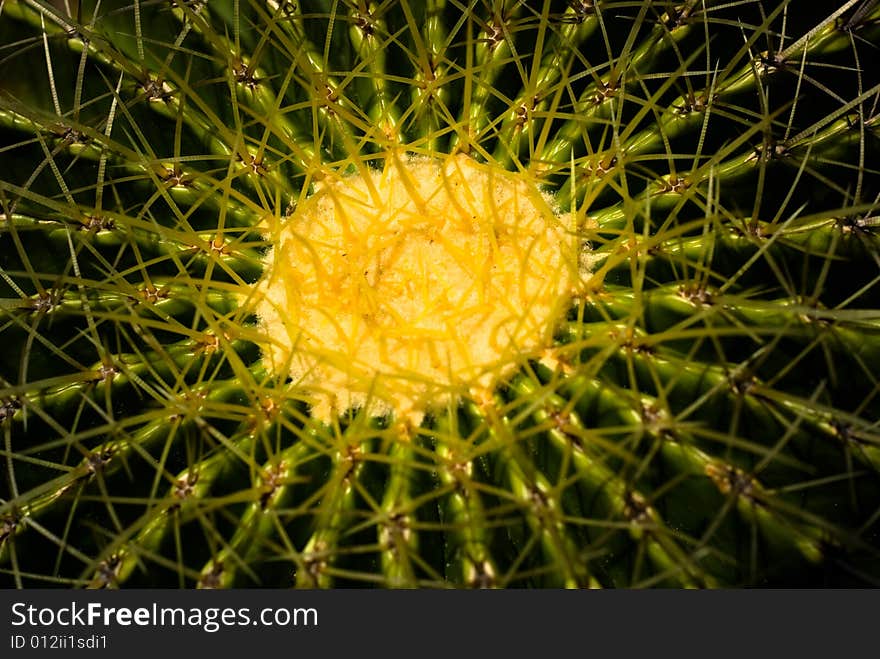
left=1, top=0, right=879, bottom=587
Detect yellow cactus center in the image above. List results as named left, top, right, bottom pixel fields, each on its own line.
left=257, top=153, right=581, bottom=423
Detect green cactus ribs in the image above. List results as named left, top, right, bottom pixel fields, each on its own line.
left=1, top=0, right=879, bottom=587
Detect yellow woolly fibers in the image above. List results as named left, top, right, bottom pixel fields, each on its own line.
left=257, top=153, right=583, bottom=423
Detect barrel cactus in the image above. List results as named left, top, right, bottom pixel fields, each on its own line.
left=1, top=0, right=878, bottom=588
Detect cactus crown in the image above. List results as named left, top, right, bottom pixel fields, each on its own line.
left=0, top=0, right=879, bottom=587
left=257, top=152, right=580, bottom=424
